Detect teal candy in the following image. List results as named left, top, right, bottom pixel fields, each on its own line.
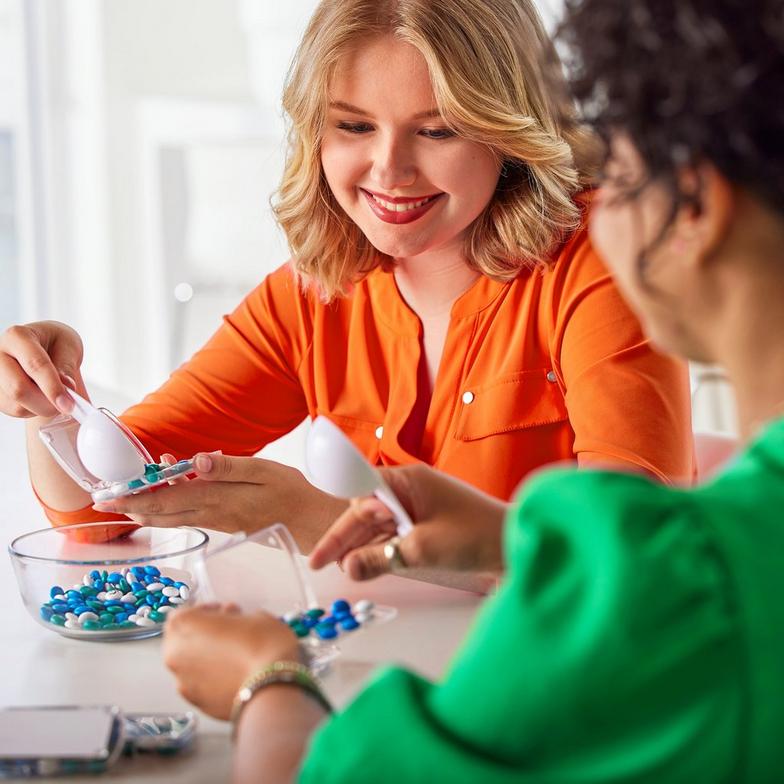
left=99, top=613, right=114, bottom=624
left=50, top=614, right=66, bottom=626
left=82, top=621, right=101, bottom=630
left=149, top=611, right=166, bottom=623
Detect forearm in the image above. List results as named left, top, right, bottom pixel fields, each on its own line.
left=232, top=685, right=327, bottom=784
left=25, top=417, right=93, bottom=512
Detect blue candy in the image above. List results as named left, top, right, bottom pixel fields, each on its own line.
left=107, top=572, right=123, bottom=583
left=144, top=566, right=160, bottom=576
left=160, top=577, right=174, bottom=586
left=40, top=606, right=54, bottom=622
left=104, top=600, right=122, bottom=607
left=73, top=605, right=92, bottom=616
left=92, top=580, right=105, bottom=591
left=131, top=567, right=145, bottom=577
left=319, top=615, right=337, bottom=626
left=340, top=616, right=360, bottom=631
left=66, top=590, right=81, bottom=601
left=49, top=586, right=64, bottom=599
left=89, top=570, right=101, bottom=581
left=115, top=613, right=128, bottom=623
left=315, top=623, right=338, bottom=640
left=331, top=599, right=350, bottom=615
left=51, top=602, right=69, bottom=614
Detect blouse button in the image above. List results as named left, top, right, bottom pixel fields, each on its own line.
left=462, top=391, right=475, bottom=405
left=546, top=371, right=557, bottom=383
left=375, top=425, right=384, bottom=439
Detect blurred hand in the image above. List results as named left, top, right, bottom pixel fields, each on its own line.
left=309, top=464, right=508, bottom=580
left=163, top=604, right=299, bottom=720
left=0, top=321, right=85, bottom=418
left=92, top=452, right=349, bottom=550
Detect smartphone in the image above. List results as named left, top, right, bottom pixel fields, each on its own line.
left=0, top=705, right=124, bottom=777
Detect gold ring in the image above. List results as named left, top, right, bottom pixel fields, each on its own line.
left=383, top=536, right=407, bottom=571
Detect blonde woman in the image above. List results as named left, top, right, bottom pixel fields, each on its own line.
left=0, top=0, right=691, bottom=549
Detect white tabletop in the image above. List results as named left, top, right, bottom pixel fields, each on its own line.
left=0, top=416, right=484, bottom=782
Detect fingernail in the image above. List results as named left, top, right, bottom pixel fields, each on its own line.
left=195, top=453, right=213, bottom=472
left=60, top=373, right=77, bottom=389
left=55, top=394, right=73, bottom=414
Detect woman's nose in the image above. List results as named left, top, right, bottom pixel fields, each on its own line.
left=370, top=134, right=417, bottom=191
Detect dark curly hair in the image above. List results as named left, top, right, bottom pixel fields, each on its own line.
left=557, top=0, right=784, bottom=218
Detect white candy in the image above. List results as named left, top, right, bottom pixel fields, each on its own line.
left=121, top=592, right=136, bottom=603
left=65, top=612, right=78, bottom=621
left=77, top=612, right=98, bottom=624
left=355, top=612, right=371, bottom=624
left=283, top=611, right=298, bottom=622
left=52, top=594, right=66, bottom=601
left=156, top=606, right=174, bottom=614
left=136, top=606, right=151, bottom=617
left=64, top=620, right=80, bottom=629
left=72, top=583, right=83, bottom=590
left=178, top=586, right=190, bottom=601
left=96, top=592, right=108, bottom=601
left=121, top=568, right=130, bottom=577
left=105, top=590, right=123, bottom=601
left=134, top=616, right=156, bottom=627
left=146, top=582, right=164, bottom=592
left=82, top=575, right=92, bottom=586
left=168, top=597, right=185, bottom=605
left=354, top=599, right=374, bottom=614
left=162, top=586, right=179, bottom=598
left=128, top=614, right=139, bottom=622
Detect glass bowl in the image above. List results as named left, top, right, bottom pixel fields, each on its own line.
left=8, top=522, right=209, bottom=641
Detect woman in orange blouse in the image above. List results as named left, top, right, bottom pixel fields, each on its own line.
left=0, top=0, right=692, bottom=551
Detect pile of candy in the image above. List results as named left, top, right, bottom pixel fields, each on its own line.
left=283, top=598, right=376, bottom=641
left=39, top=566, right=190, bottom=632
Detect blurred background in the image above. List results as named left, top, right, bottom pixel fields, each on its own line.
left=0, top=0, right=737, bottom=474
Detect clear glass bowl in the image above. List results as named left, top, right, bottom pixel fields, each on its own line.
left=8, top=522, right=209, bottom=642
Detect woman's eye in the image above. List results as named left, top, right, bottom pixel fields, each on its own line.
left=419, top=128, right=455, bottom=140
left=336, top=122, right=374, bottom=134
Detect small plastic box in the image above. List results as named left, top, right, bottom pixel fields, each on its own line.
left=38, top=411, right=194, bottom=503
left=193, top=524, right=396, bottom=669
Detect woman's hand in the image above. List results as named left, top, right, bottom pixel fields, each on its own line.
left=92, top=453, right=349, bottom=551
left=0, top=321, right=85, bottom=418
left=309, top=464, right=508, bottom=580
left=163, top=604, right=300, bottom=720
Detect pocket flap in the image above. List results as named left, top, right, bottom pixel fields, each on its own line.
left=454, top=370, right=567, bottom=441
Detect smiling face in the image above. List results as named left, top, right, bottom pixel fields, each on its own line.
left=320, top=35, right=502, bottom=263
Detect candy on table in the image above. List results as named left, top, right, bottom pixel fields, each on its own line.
left=281, top=598, right=377, bottom=641
left=39, top=565, right=191, bottom=633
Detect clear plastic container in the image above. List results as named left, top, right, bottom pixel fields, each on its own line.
left=38, top=411, right=194, bottom=503
left=194, top=524, right=396, bottom=669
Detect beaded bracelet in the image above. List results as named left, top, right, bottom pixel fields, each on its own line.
left=230, top=660, right=333, bottom=738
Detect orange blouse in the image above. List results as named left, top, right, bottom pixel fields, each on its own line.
left=41, top=224, right=694, bottom=527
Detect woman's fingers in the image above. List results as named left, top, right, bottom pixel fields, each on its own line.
left=1, top=325, right=72, bottom=414
left=309, top=498, right=396, bottom=570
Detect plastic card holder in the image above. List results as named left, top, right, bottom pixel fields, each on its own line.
left=193, top=524, right=396, bottom=670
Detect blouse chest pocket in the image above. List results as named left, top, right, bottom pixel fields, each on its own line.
left=453, top=369, right=568, bottom=441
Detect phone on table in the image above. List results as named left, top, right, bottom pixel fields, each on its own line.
left=0, top=706, right=197, bottom=778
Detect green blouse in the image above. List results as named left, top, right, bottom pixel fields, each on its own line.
left=299, top=418, right=784, bottom=783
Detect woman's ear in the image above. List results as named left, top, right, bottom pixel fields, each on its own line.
left=671, top=163, right=735, bottom=266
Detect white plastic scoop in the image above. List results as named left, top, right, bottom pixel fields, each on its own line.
left=305, top=416, right=413, bottom=537
left=68, top=389, right=146, bottom=483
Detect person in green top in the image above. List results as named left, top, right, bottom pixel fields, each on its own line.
left=162, top=0, right=784, bottom=781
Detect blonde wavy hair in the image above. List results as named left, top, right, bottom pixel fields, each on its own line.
left=273, top=0, right=596, bottom=300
